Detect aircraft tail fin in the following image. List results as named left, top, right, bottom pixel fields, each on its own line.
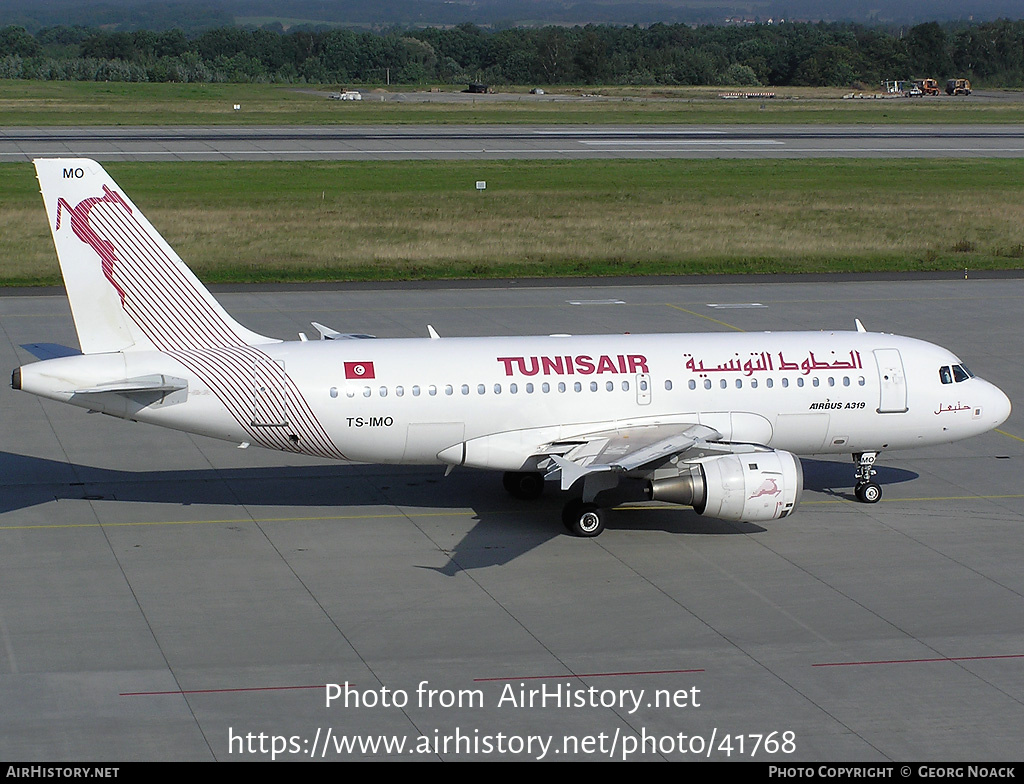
left=34, top=158, right=276, bottom=355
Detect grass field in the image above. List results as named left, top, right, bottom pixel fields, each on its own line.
left=2, top=158, right=1023, bottom=286
left=1, top=81, right=1022, bottom=125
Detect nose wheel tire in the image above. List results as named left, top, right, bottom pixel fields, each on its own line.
left=855, top=481, right=882, bottom=503
left=562, top=500, right=606, bottom=537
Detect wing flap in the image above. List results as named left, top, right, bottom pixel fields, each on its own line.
left=544, top=424, right=721, bottom=490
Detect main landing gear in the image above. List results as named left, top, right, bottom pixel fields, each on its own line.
left=502, top=471, right=545, bottom=500
left=502, top=471, right=609, bottom=536
left=561, top=499, right=606, bottom=537
left=853, top=452, right=881, bottom=503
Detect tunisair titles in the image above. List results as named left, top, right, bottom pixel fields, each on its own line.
left=497, top=354, right=650, bottom=376
left=685, top=350, right=864, bottom=377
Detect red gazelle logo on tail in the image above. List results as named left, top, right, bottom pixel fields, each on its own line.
left=56, top=186, right=130, bottom=304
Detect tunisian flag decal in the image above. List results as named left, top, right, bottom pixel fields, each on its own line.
left=344, top=361, right=375, bottom=380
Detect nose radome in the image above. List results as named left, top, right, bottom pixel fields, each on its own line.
left=990, top=383, right=1012, bottom=427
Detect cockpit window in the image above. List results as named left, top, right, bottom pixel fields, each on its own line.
left=941, top=364, right=974, bottom=383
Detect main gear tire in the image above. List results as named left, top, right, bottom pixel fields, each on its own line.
left=562, top=500, right=606, bottom=537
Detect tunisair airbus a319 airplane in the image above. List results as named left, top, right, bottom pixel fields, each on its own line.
left=12, top=159, right=1012, bottom=536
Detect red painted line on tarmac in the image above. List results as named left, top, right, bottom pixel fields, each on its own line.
left=473, top=668, right=704, bottom=682
left=121, top=684, right=328, bottom=697
left=813, top=654, right=1024, bottom=668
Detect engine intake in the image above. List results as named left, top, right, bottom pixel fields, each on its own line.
left=647, top=450, right=802, bottom=522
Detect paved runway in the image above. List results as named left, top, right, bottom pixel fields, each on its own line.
left=1, top=276, right=1022, bottom=760
left=3, top=124, right=1024, bottom=160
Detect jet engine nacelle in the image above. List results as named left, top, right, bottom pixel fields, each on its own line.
left=648, top=450, right=803, bottom=522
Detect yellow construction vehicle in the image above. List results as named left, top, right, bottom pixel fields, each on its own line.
left=945, top=78, right=972, bottom=95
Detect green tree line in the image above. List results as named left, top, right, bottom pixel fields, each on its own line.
left=1, top=19, right=1021, bottom=86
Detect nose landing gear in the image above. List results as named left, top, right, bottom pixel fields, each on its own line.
left=853, top=452, right=881, bottom=503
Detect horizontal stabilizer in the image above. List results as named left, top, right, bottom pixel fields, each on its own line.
left=20, top=343, right=82, bottom=360
left=311, top=322, right=375, bottom=340
left=72, top=374, right=188, bottom=396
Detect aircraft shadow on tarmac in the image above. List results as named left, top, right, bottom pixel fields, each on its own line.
left=800, top=457, right=918, bottom=499
left=0, top=451, right=917, bottom=573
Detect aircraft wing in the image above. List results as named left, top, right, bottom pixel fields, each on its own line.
left=542, top=423, right=725, bottom=490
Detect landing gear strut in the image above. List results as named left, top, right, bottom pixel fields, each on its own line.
left=853, top=452, right=881, bottom=503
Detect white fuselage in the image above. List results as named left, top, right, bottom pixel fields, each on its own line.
left=16, top=329, right=1012, bottom=471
